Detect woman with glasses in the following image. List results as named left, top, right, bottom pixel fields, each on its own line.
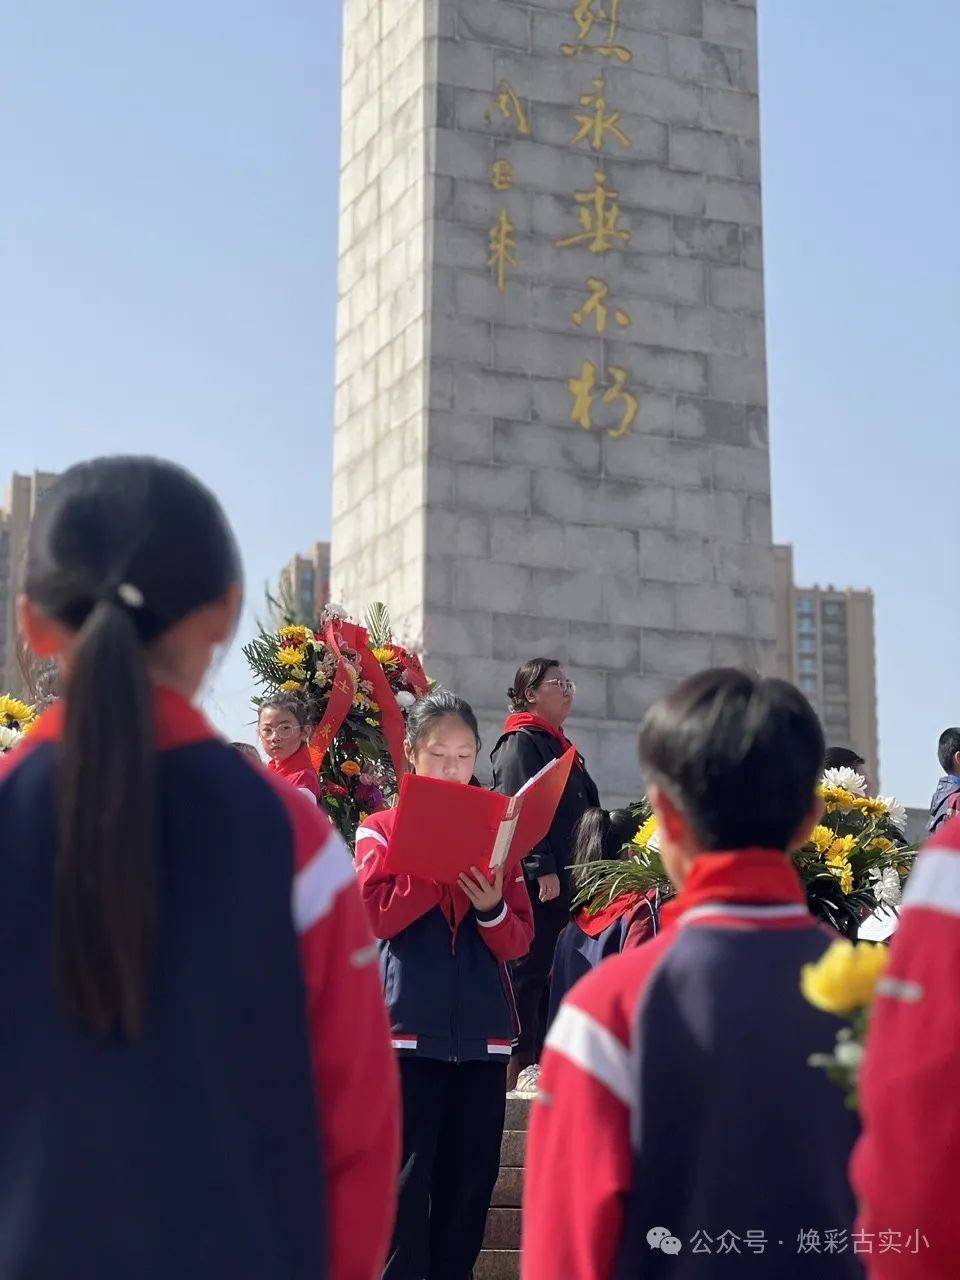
left=490, top=658, right=600, bottom=1090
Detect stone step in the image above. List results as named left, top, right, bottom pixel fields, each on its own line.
left=491, top=1162, right=524, bottom=1207
left=499, top=1127, right=527, bottom=1168
left=475, top=1248, right=521, bottom=1280
left=504, top=1093, right=534, bottom=1131
left=484, top=1207, right=522, bottom=1251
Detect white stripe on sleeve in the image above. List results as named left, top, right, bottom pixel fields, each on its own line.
left=544, top=1002, right=633, bottom=1107
left=355, top=826, right=388, bottom=848
left=293, top=833, right=356, bottom=934
left=902, top=849, right=960, bottom=918
left=476, top=902, right=508, bottom=928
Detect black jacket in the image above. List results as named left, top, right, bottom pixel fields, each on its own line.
left=490, top=727, right=600, bottom=909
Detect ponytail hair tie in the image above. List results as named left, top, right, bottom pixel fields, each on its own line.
left=114, top=582, right=145, bottom=609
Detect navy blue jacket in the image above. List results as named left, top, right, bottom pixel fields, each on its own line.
left=0, top=689, right=398, bottom=1280
left=525, top=852, right=864, bottom=1279
left=929, top=775, right=960, bottom=832
left=356, top=807, right=534, bottom=1062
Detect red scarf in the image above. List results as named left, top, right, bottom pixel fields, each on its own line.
left=502, top=712, right=577, bottom=756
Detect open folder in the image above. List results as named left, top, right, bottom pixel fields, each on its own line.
left=382, top=747, right=576, bottom=884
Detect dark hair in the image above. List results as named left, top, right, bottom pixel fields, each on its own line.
left=24, top=457, right=240, bottom=1038
left=405, top=689, right=481, bottom=751
left=257, top=693, right=310, bottom=728
left=572, top=807, right=640, bottom=870
left=638, top=668, right=824, bottom=852
left=938, top=728, right=960, bottom=774
left=823, top=746, right=865, bottom=772
left=507, top=657, right=561, bottom=713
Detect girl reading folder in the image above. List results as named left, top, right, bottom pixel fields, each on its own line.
left=356, top=690, right=534, bottom=1280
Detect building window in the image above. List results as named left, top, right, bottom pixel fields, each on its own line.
left=797, top=635, right=817, bottom=654
left=799, top=675, right=817, bottom=695
left=798, top=656, right=817, bottom=674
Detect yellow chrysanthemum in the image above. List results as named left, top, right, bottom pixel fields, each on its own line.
left=0, top=695, right=36, bottom=732
left=851, top=796, right=889, bottom=819
left=827, top=835, right=856, bottom=861
left=280, top=680, right=305, bottom=693
left=371, top=646, right=398, bottom=667
left=634, top=814, right=659, bottom=849
left=801, top=940, right=888, bottom=1015
left=340, top=761, right=361, bottom=778
left=819, top=785, right=857, bottom=814
left=809, top=825, right=834, bottom=856
left=867, top=837, right=895, bottom=855
left=276, top=647, right=307, bottom=668
left=826, top=855, right=854, bottom=895
left=278, top=625, right=313, bottom=645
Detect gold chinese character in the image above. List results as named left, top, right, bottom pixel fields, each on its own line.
left=571, top=78, right=631, bottom=151
left=488, top=208, right=517, bottom=293
left=556, top=171, right=630, bottom=253
left=491, top=159, right=515, bottom=191
left=486, top=81, right=531, bottom=135
left=561, top=0, right=632, bottom=62
left=567, top=360, right=597, bottom=430
left=570, top=277, right=630, bottom=334
left=603, top=366, right=638, bottom=438
left=566, top=360, right=638, bottom=438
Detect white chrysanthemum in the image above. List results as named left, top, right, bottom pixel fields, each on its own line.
left=395, top=690, right=416, bottom=709
left=822, top=767, right=868, bottom=796
left=878, top=797, right=907, bottom=833
left=0, top=725, right=22, bottom=754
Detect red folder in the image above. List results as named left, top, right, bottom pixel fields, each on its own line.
left=382, top=748, right=576, bottom=884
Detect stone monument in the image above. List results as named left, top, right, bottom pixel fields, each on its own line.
left=331, top=0, right=773, bottom=801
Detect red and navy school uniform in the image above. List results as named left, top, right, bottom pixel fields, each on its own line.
left=523, top=851, right=863, bottom=1280
left=852, top=818, right=960, bottom=1278
left=268, top=741, right=321, bottom=802
left=0, top=687, right=398, bottom=1280
left=356, top=807, right=534, bottom=1279
left=546, top=888, right=660, bottom=1031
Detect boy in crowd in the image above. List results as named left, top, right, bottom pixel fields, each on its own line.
left=928, top=727, right=960, bottom=833
left=523, top=669, right=862, bottom=1279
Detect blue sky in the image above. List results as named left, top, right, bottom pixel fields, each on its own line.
left=2, top=1, right=957, bottom=805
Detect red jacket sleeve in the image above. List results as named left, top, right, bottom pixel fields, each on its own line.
left=523, top=943, right=667, bottom=1280
left=474, top=865, right=534, bottom=962
left=355, top=813, right=442, bottom=940
left=280, top=787, right=400, bottom=1280
left=852, top=827, right=960, bottom=1279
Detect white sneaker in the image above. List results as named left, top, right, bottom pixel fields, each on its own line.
left=514, top=1064, right=541, bottom=1095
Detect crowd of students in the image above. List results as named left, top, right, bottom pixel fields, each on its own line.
left=1, top=454, right=959, bottom=1280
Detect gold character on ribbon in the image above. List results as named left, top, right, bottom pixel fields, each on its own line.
left=561, top=0, right=632, bottom=62
left=566, top=360, right=638, bottom=438
left=487, top=81, right=531, bottom=135
left=491, top=159, right=515, bottom=191
left=488, top=208, right=517, bottom=293
left=571, top=277, right=631, bottom=334
left=571, top=78, right=631, bottom=151
left=556, top=171, right=630, bottom=253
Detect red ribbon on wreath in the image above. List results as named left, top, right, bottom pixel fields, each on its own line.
left=308, top=621, right=360, bottom=770
left=308, top=620, right=424, bottom=782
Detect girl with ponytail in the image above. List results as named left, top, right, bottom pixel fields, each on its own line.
left=0, top=456, right=398, bottom=1280
left=545, top=806, right=661, bottom=1031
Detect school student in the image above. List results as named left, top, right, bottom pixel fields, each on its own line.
left=258, top=692, right=322, bottom=801
left=546, top=807, right=659, bottom=1031
left=523, top=669, right=862, bottom=1279
left=0, top=456, right=398, bottom=1280
left=356, top=690, right=534, bottom=1280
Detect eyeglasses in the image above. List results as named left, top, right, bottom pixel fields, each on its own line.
left=260, top=723, right=300, bottom=739
left=542, top=679, right=576, bottom=696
